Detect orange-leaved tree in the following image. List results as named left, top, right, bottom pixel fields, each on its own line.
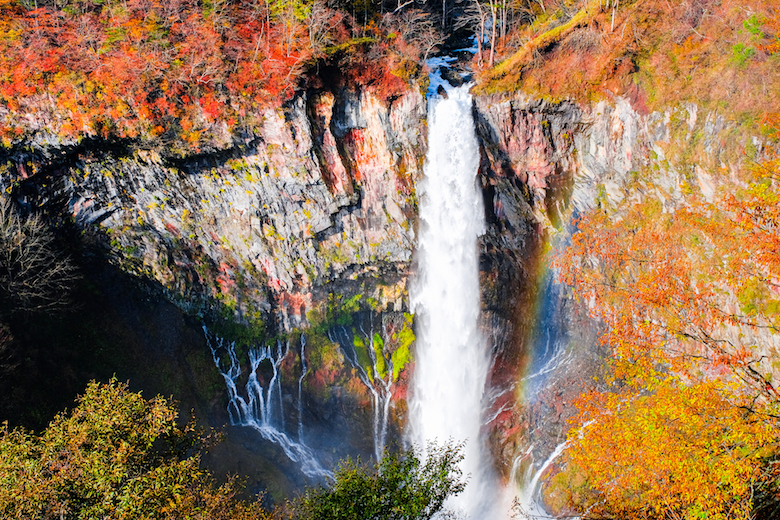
left=553, top=148, right=780, bottom=518
left=556, top=372, right=780, bottom=520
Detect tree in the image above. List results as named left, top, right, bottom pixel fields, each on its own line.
left=0, top=198, right=79, bottom=317
left=554, top=371, right=780, bottom=520
left=289, top=442, right=466, bottom=520
left=0, top=378, right=269, bottom=520
left=556, top=166, right=780, bottom=402
left=552, top=143, right=780, bottom=518
left=306, top=1, right=343, bottom=58
left=384, top=8, right=444, bottom=61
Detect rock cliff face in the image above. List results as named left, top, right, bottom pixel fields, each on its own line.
left=471, top=90, right=768, bottom=496
left=0, top=85, right=427, bottom=495
left=471, top=93, right=590, bottom=480
left=1, top=73, right=758, bottom=498
left=10, top=87, right=425, bottom=329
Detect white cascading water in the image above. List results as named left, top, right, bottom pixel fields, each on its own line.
left=409, top=76, right=496, bottom=517
left=513, top=441, right=569, bottom=518
left=204, top=327, right=331, bottom=479
left=297, top=334, right=308, bottom=444
left=327, top=321, right=393, bottom=462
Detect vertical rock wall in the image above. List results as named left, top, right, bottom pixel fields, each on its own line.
left=471, top=89, right=768, bottom=493
left=1, top=86, right=427, bottom=331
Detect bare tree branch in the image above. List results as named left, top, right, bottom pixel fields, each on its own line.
left=0, top=198, right=79, bottom=317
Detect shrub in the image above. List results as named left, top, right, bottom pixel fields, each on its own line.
left=0, top=378, right=269, bottom=520
left=289, top=442, right=466, bottom=520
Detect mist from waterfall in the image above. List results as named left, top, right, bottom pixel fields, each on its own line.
left=409, top=79, right=498, bottom=518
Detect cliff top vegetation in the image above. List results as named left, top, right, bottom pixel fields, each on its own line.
left=476, top=0, right=780, bottom=126
left=0, top=0, right=443, bottom=154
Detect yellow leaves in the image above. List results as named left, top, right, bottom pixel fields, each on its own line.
left=558, top=172, right=780, bottom=395
left=562, top=375, right=780, bottom=520
left=0, top=379, right=266, bottom=519
left=556, top=150, right=780, bottom=517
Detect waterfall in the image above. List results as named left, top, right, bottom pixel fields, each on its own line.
left=513, top=441, right=569, bottom=519
left=204, top=327, right=331, bottom=479
left=512, top=229, right=579, bottom=513
left=409, top=77, right=496, bottom=517
left=298, top=334, right=308, bottom=444
left=327, top=320, right=393, bottom=462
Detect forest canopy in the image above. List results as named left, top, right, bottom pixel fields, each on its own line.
left=0, top=378, right=270, bottom=519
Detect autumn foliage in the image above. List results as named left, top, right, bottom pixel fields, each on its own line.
left=553, top=136, right=780, bottom=517
left=560, top=376, right=779, bottom=520
left=0, top=0, right=435, bottom=152
left=0, top=379, right=269, bottom=519
left=479, top=0, right=780, bottom=121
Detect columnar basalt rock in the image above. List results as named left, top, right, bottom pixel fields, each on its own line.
left=0, top=87, right=428, bottom=485
left=0, top=87, right=427, bottom=333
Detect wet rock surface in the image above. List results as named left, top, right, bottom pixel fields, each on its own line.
left=0, top=85, right=427, bottom=497
left=471, top=89, right=763, bottom=501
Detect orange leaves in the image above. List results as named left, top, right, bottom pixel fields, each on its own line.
left=556, top=180, right=780, bottom=399
left=561, top=375, right=780, bottom=520
left=555, top=132, right=780, bottom=518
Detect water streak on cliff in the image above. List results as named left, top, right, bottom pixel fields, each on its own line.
left=205, top=327, right=331, bottom=479
left=327, top=322, right=393, bottom=462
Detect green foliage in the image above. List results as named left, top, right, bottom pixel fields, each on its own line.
left=323, top=37, right=376, bottom=56
left=291, top=443, right=466, bottom=520
left=391, top=313, right=415, bottom=381
left=305, top=294, right=415, bottom=386
left=270, top=0, right=311, bottom=23
left=326, top=293, right=363, bottom=327
left=731, top=42, right=757, bottom=67
left=372, top=333, right=387, bottom=380
left=208, top=313, right=268, bottom=348
left=390, top=345, right=411, bottom=382
left=352, top=334, right=374, bottom=383
left=743, top=13, right=765, bottom=39
left=0, top=379, right=267, bottom=520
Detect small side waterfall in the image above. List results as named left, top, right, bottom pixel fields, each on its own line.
left=328, top=318, right=393, bottom=462
left=409, top=76, right=496, bottom=517
left=513, top=441, right=569, bottom=518
left=297, top=334, right=308, bottom=444
left=205, top=327, right=331, bottom=479
left=513, top=229, right=580, bottom=515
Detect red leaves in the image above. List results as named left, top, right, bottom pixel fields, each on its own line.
left=0, top=2, right=424, bottom=147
